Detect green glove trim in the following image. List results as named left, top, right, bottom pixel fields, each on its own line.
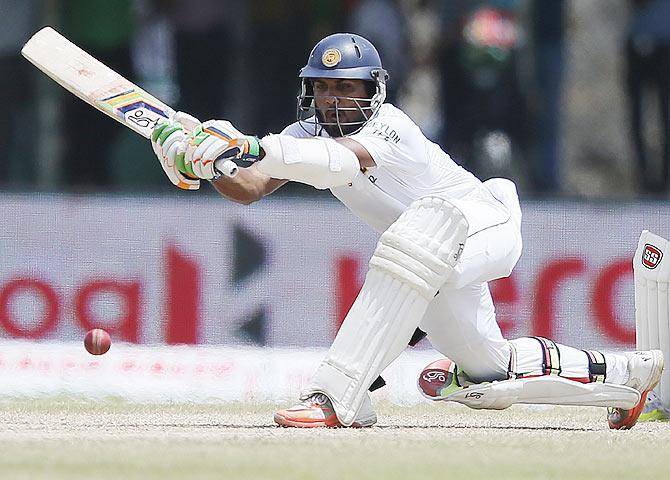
left=151, top=122, right=169, bottom=142
left=244, top=136, right=261, bottom=158
left=157, top=124, right=183, bottom=145
left=189, top=125, right=210, bottom=147
left=175, top=151, right=196, bottom=177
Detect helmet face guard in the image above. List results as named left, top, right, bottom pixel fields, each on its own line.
left=296, top=33, right=389, bottom=137
left=297, top=71, right=387, bottom=136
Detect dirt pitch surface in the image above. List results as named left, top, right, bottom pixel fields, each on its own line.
left=0, top=398, right=668, bottom=480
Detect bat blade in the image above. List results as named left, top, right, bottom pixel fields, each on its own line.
left=21, top=26, right=173, bottom=139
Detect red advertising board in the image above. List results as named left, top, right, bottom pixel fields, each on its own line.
left=0, top=194, right=667, bottom=350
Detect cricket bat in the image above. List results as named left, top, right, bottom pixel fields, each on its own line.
left=21, top=26, right=237, bottom=187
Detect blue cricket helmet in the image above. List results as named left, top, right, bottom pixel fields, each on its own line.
left=297, top=33, right=389, bottom=136
left=300, top=33, right=387, bottom=80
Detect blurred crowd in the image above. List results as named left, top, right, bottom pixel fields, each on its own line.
left=1, top=0, right=669, bottom=198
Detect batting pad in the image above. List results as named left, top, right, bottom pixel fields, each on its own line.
left=303, top=198, right=469, bottom=425
left=442, top=376, right=640, bottom=410
left=634, top=230, right=670, bottom=409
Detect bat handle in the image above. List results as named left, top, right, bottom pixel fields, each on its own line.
left=215, top=159, right=239, bottom=178
left=173, top=111, right=200, bottom=131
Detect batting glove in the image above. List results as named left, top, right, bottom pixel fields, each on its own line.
left=180, top=120, right=262, bottom=181
left=151, top=119, right=201, bottom=190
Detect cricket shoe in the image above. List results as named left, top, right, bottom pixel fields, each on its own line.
left=417, top=357, right=466, bottom=400
left=274, top=393, right=377, bottom=428
left=608, top=350, right=664, bottom=430
left=639, top=390, right=669, bottom=422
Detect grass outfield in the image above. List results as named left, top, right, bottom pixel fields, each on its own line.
left=0, top=398, right=668, bottom=480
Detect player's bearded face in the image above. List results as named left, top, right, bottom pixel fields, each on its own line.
left=313, top=79, right=371, bottom=137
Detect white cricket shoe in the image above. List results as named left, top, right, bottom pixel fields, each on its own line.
left=608, top=350, right=664, bottom=430
left=274, top=393, right=377, bottom=428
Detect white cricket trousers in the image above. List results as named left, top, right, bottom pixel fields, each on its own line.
left=420, top=178, right=522, bottom=382
left=419, top=179, right=631, bottom=385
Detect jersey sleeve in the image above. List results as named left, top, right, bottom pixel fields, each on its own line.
left=349, top=109, right=428, bottom=175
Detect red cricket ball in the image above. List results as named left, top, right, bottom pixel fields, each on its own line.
left=84, top=328, right=112, bottom=355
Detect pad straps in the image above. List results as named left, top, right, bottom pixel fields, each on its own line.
left=583, top=350, right=607, bottom=383
left=508, top=336, right=561, bottom=379
left=508, top=340, right=519, bottom=379
left=536, top=336, right=562, bottom=376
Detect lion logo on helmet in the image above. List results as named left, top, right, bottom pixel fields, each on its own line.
left=321, top=48, right=342, bottom=67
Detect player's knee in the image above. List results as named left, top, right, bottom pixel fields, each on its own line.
left=483, top=178, right=522, bottom=227
left=370, top=197, right=469, bottom=299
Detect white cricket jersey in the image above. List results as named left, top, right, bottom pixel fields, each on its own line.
left=281, top=104, right=482, bottom=233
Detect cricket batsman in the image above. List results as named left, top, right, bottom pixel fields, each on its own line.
left=151, top=33, right=664, bottom=429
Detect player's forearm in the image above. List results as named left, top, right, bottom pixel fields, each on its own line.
left=210, top=164, right=287, bottom=204
left=255, top=135, right=361, bottom=189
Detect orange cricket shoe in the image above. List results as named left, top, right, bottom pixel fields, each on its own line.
left=274, top=393, right=377, bottom=428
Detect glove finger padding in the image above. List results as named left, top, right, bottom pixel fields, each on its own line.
left=154, top=123, right=183, bottom=155
left=165, top=140, right=184, bottom=172
left=194, top=141, right=219, bottom=179
left=201, top=119, right=245, bottom=139
left=178, top=119, right=256, bottom=180
left=150, top=120, right=200, bottom=190
left=201, top=135, right=237, bottom=177
left=150, top=121, right=171, bottom=157
left=161, top=130, right=185, bottom=168
left=186, top=132, right=235, bottom=180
